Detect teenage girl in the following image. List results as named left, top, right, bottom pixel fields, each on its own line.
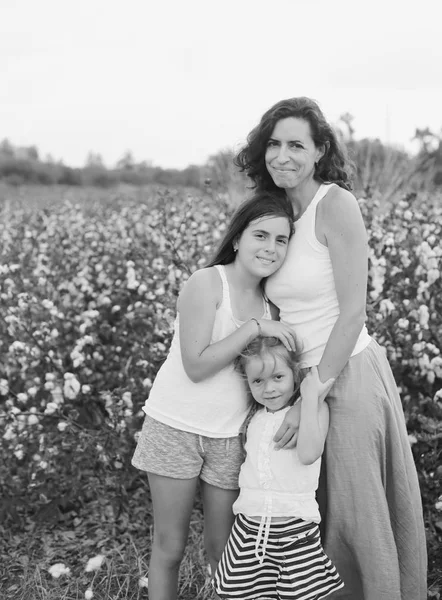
left=213, top=336, right=343, bottom=600
left=132, top=191, right=298, bottom=600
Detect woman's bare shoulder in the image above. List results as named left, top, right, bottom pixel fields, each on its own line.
left=323, top=184, right=357, bottom=208
left=320, top=184, right=362, bottom=223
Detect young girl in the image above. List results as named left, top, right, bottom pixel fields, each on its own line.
left=132, top=191, right=299, bottom=600
left=213, top=337, right=343, bottom=600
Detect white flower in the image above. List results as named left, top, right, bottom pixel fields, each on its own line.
left=48, top=563, right=71, bottom=578
left=44, top=402, right=58, bottom=415
left=434, top=389, right=442, bottom=402
left=14, top=448, right=25, bottom=460
left=45, top=373, right=56, bottom=382
left=142, top=378, right=152, bottom=388
left=85, top=554, right=105, bottom=572
left=28, top=386, right=38, bottom=397
left=28, top=414, right=39, bottom=425
left=51, top=386, right=64, bottom=404
left=0, top=379, right=9, bottom=395
left=427, top=371, right=436, bottom=384
left=127, top=279, right=139, bottom=290
left=82, top=384, right=91, bottom=394
left=63, top=373, right=81, bottom=400
left=428, top=268, right=440, bottom=285
left=111, top=305, right=121, bottom=313
left=379, top=299, right=395, bottom=317
left=436, top=498, right=442, bottom=511
left=408, top=434, right=418, bottom=446
left=397, top=319, right=409, bottom=330
left=138, top=283, right=148, bottom=295
left=57, top=421, right=69, bottom=432
left=42, top=299, right=55, bottom=310
left=122, top=391, right=133, bottom=408
left=418, top=305, right=430, bottom=329
left=138, top=576, right=149, bottom=588
left=3, top=426, right=15, bottom=441
left=84, top=589, right=94, bottom=600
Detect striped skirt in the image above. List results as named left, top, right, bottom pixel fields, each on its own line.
left=213, top=513, right=343, bottom=600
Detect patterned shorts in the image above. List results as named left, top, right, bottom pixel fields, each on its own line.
left=213, top=514, right=344, bottom=599
left=131, top=414, right=244, bottom=490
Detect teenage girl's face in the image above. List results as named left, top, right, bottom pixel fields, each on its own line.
left=265, top=117, right=324, bottom=191
left=245, top=353, right=295, bottom=413
left=235, top=216, right=290, bottom=278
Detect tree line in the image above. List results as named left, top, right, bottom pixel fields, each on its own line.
left=1, top=115, right=442, bottom=198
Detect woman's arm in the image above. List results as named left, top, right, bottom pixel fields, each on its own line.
left=274, top=186, right=367, bottom=448
left=316, top=186, right=368, bottom=383
left=179, top=268, right=298, bottom=383
left=296, top=367, right=330, bottom=465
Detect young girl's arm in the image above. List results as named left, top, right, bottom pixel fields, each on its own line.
left=296, top=367, right=331, bottom=465
left=179, top=268, right=298, bottom=383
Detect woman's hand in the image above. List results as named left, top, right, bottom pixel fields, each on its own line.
left=257, top=319, right=298, bottom=352
left=273, top=405, right=299, bottom=450
left=301, top=366, right=335, bottom=403
left=273, top=367, right=335, bottom=450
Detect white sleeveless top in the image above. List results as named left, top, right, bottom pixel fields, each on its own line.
left=143, top=265, right=272, bottom=437
left=233, top=404, right=321, bottom=523
left=266, top=183, right=371, bottom=367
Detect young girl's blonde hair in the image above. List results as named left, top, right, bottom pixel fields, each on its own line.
left=235, top=336, right=304, bottom=446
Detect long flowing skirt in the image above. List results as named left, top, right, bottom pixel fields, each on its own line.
left=319, top=339, right=427, bottom=600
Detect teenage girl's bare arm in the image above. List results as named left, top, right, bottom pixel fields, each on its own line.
left=178, top=268, right=297, bottom=383
left=296, top=367, right=330, bottom=465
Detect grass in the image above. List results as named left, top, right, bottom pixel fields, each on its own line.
left=0, top=480, right=215, bottom=600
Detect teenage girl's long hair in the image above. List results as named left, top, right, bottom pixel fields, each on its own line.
left=235, top=336, right=304, bottom=448
left=205, top=190, right=294, bottom=268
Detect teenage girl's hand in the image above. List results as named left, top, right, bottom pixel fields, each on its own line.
left=257, top=319, right=298, bottom=353
left=301, top=366, right=335, bottom=403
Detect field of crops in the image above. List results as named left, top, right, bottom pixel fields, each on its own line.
left=0, top=183, right=441, bottom=599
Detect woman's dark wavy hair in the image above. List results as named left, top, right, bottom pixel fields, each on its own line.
left=235, top=336, right=304, bottom=447
left=206, top=190, right=294, bottom=268
left=235, top=97, right=355, bottom=192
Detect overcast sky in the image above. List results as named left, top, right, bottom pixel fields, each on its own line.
left=1, top=0, right=441, bottom=169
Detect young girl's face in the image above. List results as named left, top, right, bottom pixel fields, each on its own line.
left=244, top=353, right=294, bottom=413
left=235, top=216, right=290, bottom=278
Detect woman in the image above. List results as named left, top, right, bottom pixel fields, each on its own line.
left=235, top=97, right=427, bottom=600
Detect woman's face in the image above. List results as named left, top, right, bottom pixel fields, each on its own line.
left=265, top=117, right=324, bottom=191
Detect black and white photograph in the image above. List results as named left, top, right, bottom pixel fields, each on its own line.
left=1, top=1, right=441, bottom=599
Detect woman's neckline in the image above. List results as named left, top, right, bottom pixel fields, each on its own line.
left=292, top=182, right=326, bottom=222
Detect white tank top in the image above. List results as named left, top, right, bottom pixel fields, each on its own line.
left=266, top=183, right=371, bottom=367
left=233, top=405, right=321, bottom=523
left=143, top=265, right=272, bottom=437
